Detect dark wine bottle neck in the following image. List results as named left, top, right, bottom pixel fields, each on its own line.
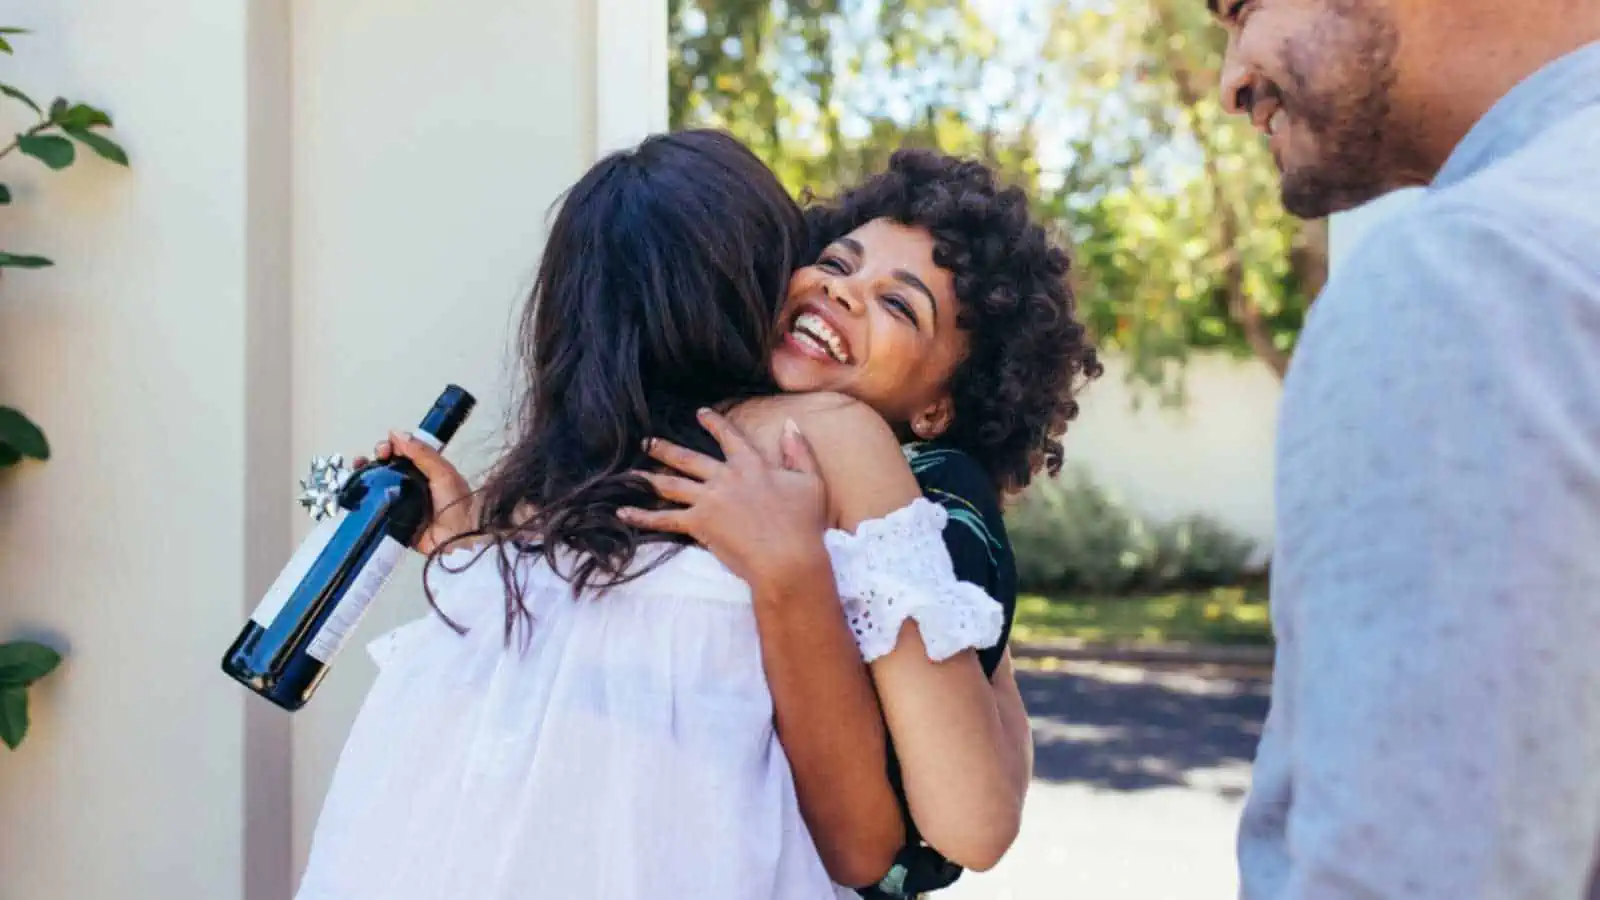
left=416, top=384, right=476, bottom=449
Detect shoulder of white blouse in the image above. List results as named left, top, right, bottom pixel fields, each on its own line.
left=823, top=498, right=1004, bottom=663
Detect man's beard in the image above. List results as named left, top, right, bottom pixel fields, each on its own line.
left=1276, top=6, right=1401, bottom=218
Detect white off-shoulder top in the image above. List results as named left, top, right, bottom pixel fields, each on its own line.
left=294, top=498, right=1003, bottom=900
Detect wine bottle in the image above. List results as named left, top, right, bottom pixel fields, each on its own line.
left=222, top=384, right=475, bottom=711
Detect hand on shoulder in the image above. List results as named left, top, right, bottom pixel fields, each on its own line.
left=772, top=394, right=921, bottom=531
left=731, top=392, right=896, bottom=454
left=620, top=408, right=833, bottom=592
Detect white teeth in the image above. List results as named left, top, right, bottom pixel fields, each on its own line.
left=1268, top=109, right=1286, bottom=136
left=791, top=312, right=850, bottom=363
left=791, top=331, right=833, bottom=359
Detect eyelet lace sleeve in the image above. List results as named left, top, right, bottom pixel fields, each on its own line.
left=823, top=498, right=1006, bottom=663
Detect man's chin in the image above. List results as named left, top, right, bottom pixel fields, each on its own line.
left=1280, top=167, right=1387, bottom=220
left=1281, top=187, right=1342, bottom=220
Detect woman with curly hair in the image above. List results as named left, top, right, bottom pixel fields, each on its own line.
left=633, top=147, right=1101, bottom=897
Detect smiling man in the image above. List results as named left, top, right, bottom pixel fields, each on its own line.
left=1205, top=1, right=1600, bottom=898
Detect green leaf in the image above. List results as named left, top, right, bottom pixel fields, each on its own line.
left=0, top=251, right=53, bottom=269
left=58, top=103, right=111, bottom=130
left=0, top=407, right=49, bottom=460
left=0, top=183, right=10, bottom=204
left=0, top=642, right=62, bottom=688
left=0, top=686, right=30, bottom=750
left=0, top=443, right=20, bottom=468
left=0, top=83, right=40, bottom=115
left=47, top=97, right=67, bottom=122
left=17, top=134, right=74, bottom=170
left=0, top=28, right=29, bottom=34
left=63, top=126, right=127, bottom=166
left=0, top=36, right=12, bottom=56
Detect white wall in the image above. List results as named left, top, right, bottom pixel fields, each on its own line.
left=0, top=0, right=664, bottom=896
left=1067, top=354, right=1282, bottom=557
left=0, top=1, right=272, bottom=897
left=284, top=0, right=611, bottom=876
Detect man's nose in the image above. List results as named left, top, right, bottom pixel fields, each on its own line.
left=1218, top=51, right=1257, bottom=118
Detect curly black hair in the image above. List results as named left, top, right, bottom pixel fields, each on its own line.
left=802, top=148, right=1103, bottom=493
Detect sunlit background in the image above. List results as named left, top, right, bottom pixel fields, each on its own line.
left=670, top=2, right=1317, bottom=895
left=0, top=1, right=1356, bottom=896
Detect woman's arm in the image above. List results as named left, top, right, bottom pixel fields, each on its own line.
left=620, top=408, right=903, bottom=887
left=744, top=544, right=906, bottom=886
left=864, top=628, right=1022, bottom=871
left=991, top=649, right=1034, bottom=799
left=904, top=447, right=1033, bottom=849
left=798, top=404, right=1024, bottom=871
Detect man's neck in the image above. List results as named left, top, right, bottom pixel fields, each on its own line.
left=1405, top=7, right=1600, bottom=179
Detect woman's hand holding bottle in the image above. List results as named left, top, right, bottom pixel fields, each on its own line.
left=354, top=431, right=477, bottom=554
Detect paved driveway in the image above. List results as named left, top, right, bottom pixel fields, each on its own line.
left=944, top=658, right=1272, bottom=899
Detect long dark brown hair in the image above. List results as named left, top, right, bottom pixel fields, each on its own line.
left=429, top=130, right=806, bottom=642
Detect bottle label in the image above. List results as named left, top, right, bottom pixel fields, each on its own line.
left=250, top=518, right=341, bottom=628
left=305, top=536, right=407, bottom=664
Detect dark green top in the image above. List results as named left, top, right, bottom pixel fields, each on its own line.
left=859, top=441, right=1019, bottom=898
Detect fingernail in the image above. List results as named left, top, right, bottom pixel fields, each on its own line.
left=641, top=437, right=652, bottom=452
left=783, top=418, right=801, bottom=437
left=697, top=407, right=712, bottom=419
left=617, top=507, right=636, bottom=521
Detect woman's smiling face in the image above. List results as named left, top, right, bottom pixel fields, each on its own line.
left=770, top=217, right=970, bottom=439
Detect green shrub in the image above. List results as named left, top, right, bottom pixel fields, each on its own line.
left=1004, top=466, right=1258, bottom=594
left=1152, top=513, right=1256, bottom=588
left=1007, top=468, right=1157, bottom=593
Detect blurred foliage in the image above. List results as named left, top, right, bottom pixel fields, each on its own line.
left=1004, top=464, right=1257, bottom=594
left=669, top=0, right=1325, bottom=402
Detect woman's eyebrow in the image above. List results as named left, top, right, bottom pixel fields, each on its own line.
left=836, top=236, right=939, bottom=325
left=893, top=270, right=938, bottom=326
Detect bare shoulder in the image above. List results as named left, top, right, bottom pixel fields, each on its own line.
left=733, top=393, right=901, bottom=458
left=793, top=393, right=900, bottom=450
left=732, top=393, right=919, bottom=529
left=729, top=393, right=890, bottom=455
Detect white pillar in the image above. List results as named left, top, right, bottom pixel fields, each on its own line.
left=595, top=0, right=671, bottom=157
left=285, top=0, right=651, bottom=879
left=244, top=3, right=297, bottom=899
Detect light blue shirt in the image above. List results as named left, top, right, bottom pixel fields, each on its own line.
left=1238, top=42, right=1600, bottom=900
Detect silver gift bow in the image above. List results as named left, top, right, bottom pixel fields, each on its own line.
left=297, top=454, right=354, bottom=521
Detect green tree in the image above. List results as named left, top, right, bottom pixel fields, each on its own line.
left=669, top=0, right=1324, bottom=402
